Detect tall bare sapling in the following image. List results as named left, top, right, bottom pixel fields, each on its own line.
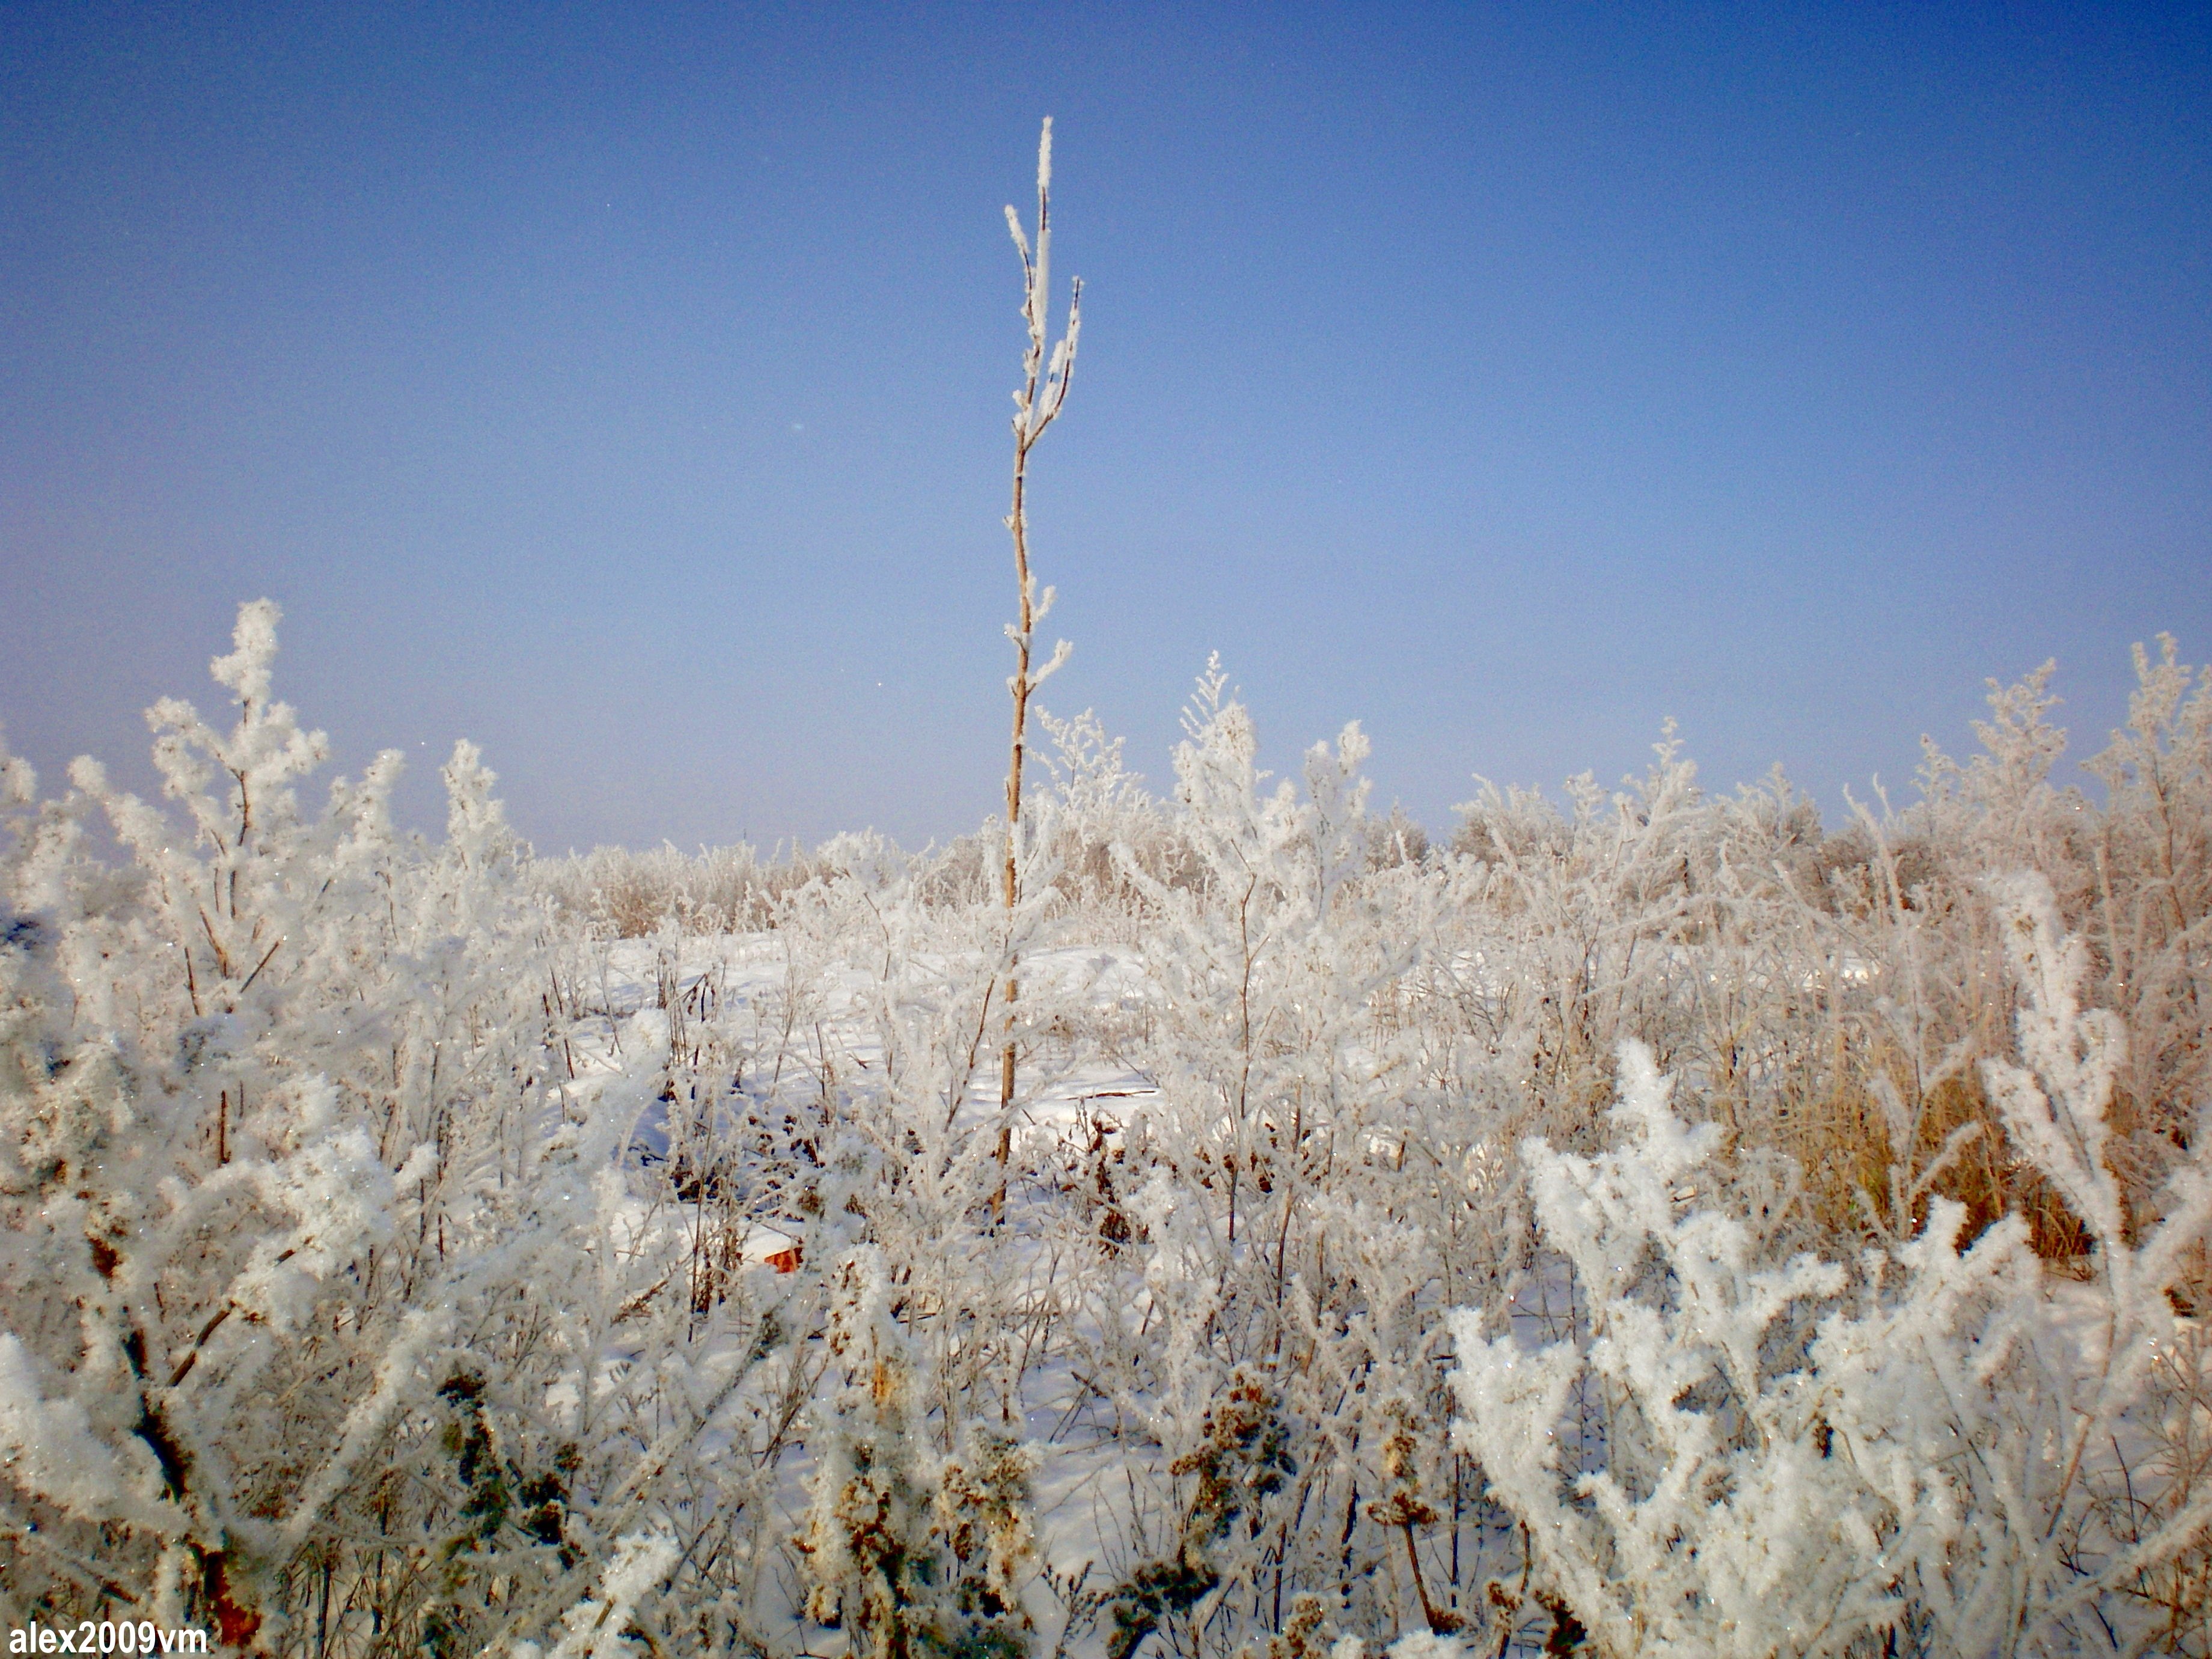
left=997, top=117, right=1082, bottom=1175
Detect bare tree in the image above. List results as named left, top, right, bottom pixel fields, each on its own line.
left=997, top=117, right=1082, bottom=1179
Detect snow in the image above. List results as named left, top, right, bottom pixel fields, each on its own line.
left=4, top=606, right=2210, bottom=1656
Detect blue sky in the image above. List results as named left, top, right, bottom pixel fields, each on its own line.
left=3, top=2, right=2206, bottom=851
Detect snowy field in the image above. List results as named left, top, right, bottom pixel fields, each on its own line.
left=4, top=609, right=2210, bottom=1657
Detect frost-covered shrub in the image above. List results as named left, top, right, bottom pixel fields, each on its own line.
left=1888, top=643, right=2212, bottom=1250
left=0, top=602, right=527, bottom=1642
left=798, top=1247, right=1037, bottom=1659
left=1447, top=875, right=2212, bottom=1658
left=0, top=605, right=779, bottom=1655
left=1054, top=662, right=1516, bottom=1648
left=2079, top=638, right=2212, bottom=1223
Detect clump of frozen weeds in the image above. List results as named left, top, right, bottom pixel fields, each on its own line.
left=1447, top=874, right=2212, bottom=1658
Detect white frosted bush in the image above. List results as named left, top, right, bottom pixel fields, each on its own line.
left=797, top=1246, right=1037, bottom=1659
left=0, top=605, right=747, bottom=1654
left=1447, top=874, right=2212, bottom=1658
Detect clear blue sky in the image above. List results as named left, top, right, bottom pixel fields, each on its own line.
left=4, top=2, right=2206, bottom=851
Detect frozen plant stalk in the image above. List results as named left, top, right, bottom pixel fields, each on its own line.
left=997, top=118, right=1082, bottom=1169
